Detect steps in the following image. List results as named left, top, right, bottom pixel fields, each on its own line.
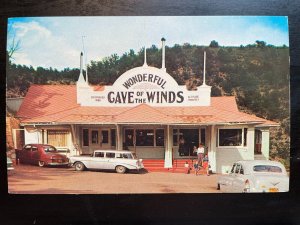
left=142, top=159, right=207, bottom=174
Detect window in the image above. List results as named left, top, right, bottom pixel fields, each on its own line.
left=235, top=164, right=241, bottom=174
left=111, top=129, right=116, bottom=146
left=240, top=166, right=244, bottom=174
left=43, top=146, right=57, bottom=153
left=219, top=129, right=242, bottom=146
left=125, top=129, right=134, bottom=147
left=177, top=129, right=199, bottom=156
left=25, top=145, right=31, bottom=151
left=48, top=130, right=69, bottom=147
left=173, top=129, right=178, bottom=146
left=83, top=129, right=89, bottom=146
left=253, top=165, right=282, bottom=173
left=91, top=130, right=99, bottom=144
left=243, top=128, right=248, bottom=146
left=116, top=153, right=133, bottom=159
left=136, top=129, right=154, bottom=146
left=102, top=130, right=109, bottom=144
left=230, top=164, right=236, bottom=173
left=156, top=129, right=165, bottom=146
left=106, top=152, right=115, bottom=158
left=200, top=128, right=206, bottom=145
left=32, top=146, right=38, bottom=151
left=95, top=152, right=104, bottom=158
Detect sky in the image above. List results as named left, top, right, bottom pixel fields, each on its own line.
left=7, top=16, right=289, bottom=71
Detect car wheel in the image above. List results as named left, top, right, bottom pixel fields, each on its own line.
left=115, top=165, right=127, bottom=174
left=38, top=161, right=45, bottom=167
left=217, top=183, right=220, bottom=190
left=74, top=162, right=85, bottom=171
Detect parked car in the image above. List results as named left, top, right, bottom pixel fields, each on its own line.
left=217, top=160, right=289, bottom=193
left=69, top=150, right=144, bottom=174
left=16, top=144, right=69, bottom=167
left=7, top=157, right=14, bottom=174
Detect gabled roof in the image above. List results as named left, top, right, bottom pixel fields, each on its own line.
left=17, top=85, right=278, bottom=126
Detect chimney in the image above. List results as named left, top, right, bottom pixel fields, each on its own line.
left=161, top=37, right=166, bottom=72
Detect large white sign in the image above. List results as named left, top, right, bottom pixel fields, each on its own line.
left=77, top=66, right=211, bottom=107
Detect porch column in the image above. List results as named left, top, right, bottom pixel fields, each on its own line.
left=261, top=128, right=270, bottom=159
left=116, top=124, right=123, bottom=150
left=164, top=125, right=173, bottom=168
left=70, top=125, right=80, bottom=155
left=208, top=125, right=217, bottom=173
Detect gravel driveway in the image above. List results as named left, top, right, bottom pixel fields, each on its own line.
left=8, top=164, right=220, bottom=194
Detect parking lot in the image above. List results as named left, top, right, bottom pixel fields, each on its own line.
left=8, top=164, right=220, bottom=194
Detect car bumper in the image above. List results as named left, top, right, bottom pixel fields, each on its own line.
left=47, top=162, right=70, bottom=166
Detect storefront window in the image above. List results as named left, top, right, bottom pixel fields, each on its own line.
left=178, top=129, right=199, bottom=156
left=136, top=129, right=154, bottom=146
left=219, top=129, right=242, bottom=146
left=91, top=130, right=99, bottom=144
left=243, top=128, right=248, bottom=146
left=125, top=129, right=134, bottom=147
left=173, top=129, right=178, bottom=146
left=201, top=128, right=206, bottom=145
left=82, top=129, right=89, bottom=146
left=156, top=129, right=164, bottom=146
left=102, top=130, right=109, bottom=144
left=111, top=129, right=116, bottom=146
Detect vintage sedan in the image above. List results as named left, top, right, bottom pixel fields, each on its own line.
left=69, top=150, right=144, bottom=174
left=217, top=160, right=289, bottom=193
left=16, top=144, right=69, bottom=167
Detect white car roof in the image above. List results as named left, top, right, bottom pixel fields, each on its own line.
left=94, top=150, right=133, bottom=154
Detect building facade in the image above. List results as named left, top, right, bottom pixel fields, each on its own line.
left=16, top=41, right=278, bottom=173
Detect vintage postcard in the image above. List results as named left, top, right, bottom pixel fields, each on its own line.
left=6, top=16, right=290, bottom=194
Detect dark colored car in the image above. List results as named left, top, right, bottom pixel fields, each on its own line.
left=16, top=144, right=69, bottom=167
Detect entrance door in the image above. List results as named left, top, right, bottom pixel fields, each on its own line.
left=179, top=129, right=199, bottom=156
left=255, top=129, right=262, bottom=154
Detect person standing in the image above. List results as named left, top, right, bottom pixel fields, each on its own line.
left=196, top=143, right=205, bottom=167
left=202, top=154, right=210, bottom=176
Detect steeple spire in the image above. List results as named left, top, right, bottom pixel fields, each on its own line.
left=77, top=52, right=86, bottom=83
left=143, top=47, right=148, bottom=67
left=202, top=51, right=207, bottom=86
left=161, top=37, right=166, bottom=72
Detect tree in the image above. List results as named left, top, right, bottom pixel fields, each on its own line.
left=209, top=40, right=219, bottom=48
left=7, top=32, right=21, bottom=60
left=255, top=40, right=266, bottom=48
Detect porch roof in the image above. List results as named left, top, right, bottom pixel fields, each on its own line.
left=17, top=85, right=278, bottom=126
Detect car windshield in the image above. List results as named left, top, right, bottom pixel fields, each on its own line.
left=131, top=153, right=137, bottom=159
left=43, top=146, right=58, bottom=153
left=253, top=165, right=282, bottom=173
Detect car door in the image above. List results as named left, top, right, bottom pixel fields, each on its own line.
left=232, top=164, right=247, bottom=192
left=88, top=152, right=109, bottom=169
left=220, top=164, right=236, bottom=192
left=22, top=145, right=32, bottom=163
left=232, top=163, right=242, bottom=192
left=31, top=146, right=40, bottom=165
left=226, top=164, right=239, bottom=192
left=105, top=152, right=116, bottom=170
